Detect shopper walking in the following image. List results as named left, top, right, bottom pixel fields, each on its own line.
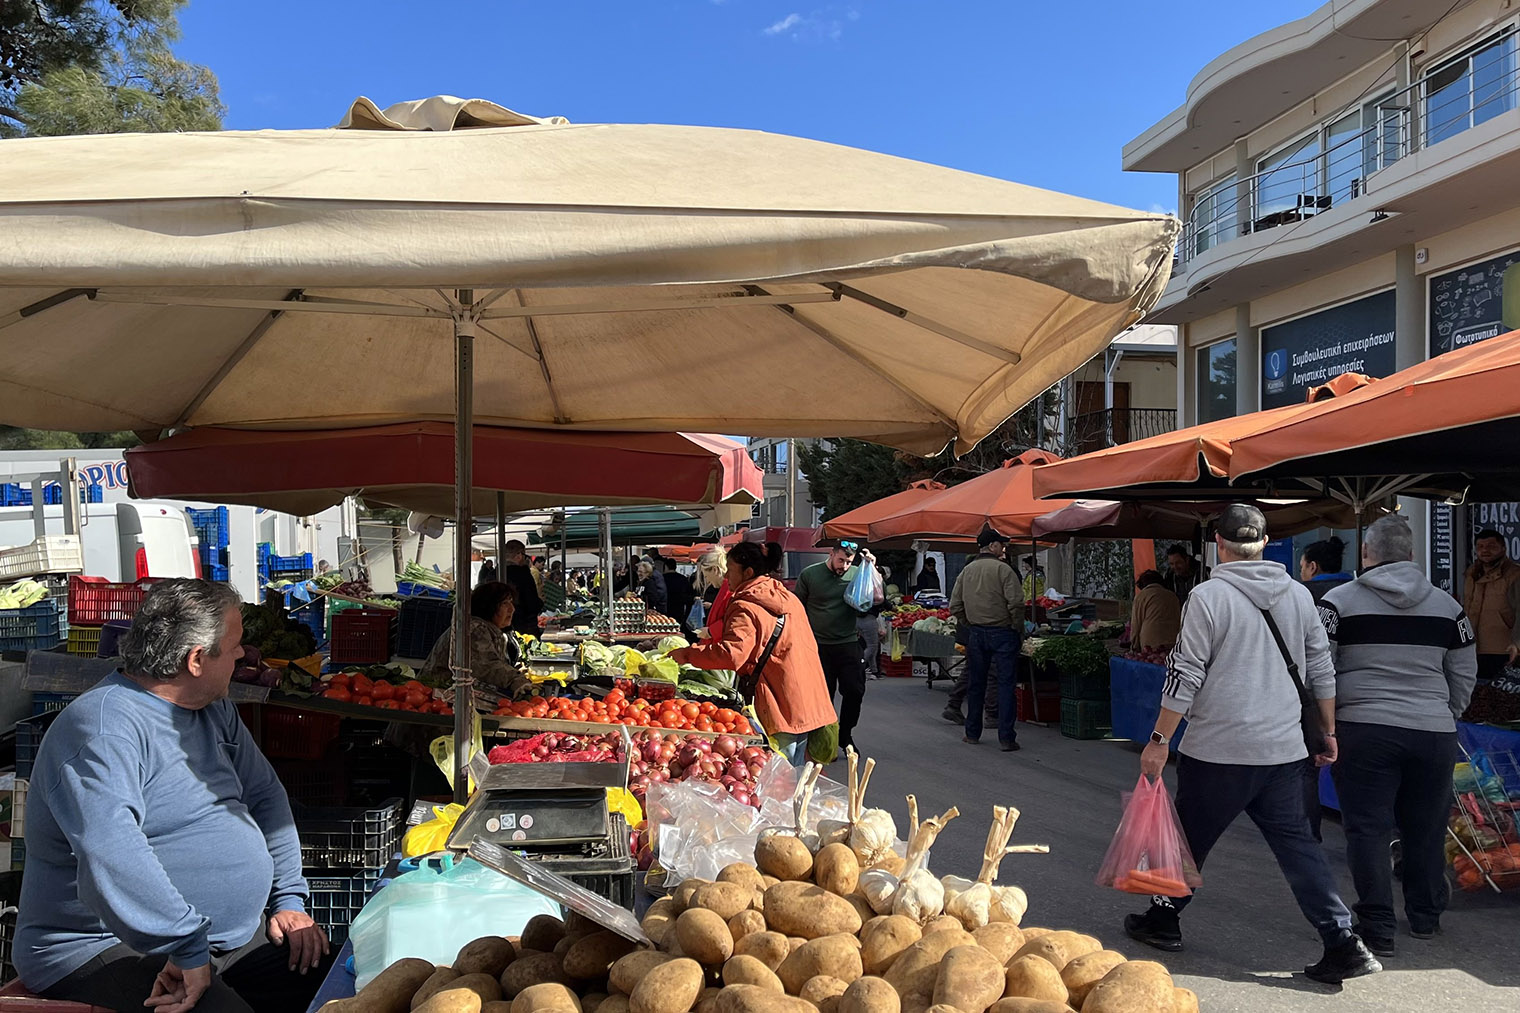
left=1126, top=503, right=1381, bottom=985
left=1300, top=536, right=1353, bottom=605
left=672, top=542, right=835, bottom=766
left=1463, top=529, right=1520, bottom=681
left=948, top=528, right=1024, bottom=751
left=796, top=539, right=873, bottom=751
left=1319, top=516, right=1477, bottom=956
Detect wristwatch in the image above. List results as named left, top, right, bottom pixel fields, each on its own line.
left=1149, top=730, right=1169, bottom=746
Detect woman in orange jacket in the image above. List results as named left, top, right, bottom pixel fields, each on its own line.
left=671, top=541, right=836, bottom=765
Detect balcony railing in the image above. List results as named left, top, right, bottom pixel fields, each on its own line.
left=1178, top=39, right=1520, bottom=267
left=1069, top=408, right=1177, bottom=454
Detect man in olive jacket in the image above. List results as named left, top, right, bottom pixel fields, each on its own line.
left=949, top=528, right=1024, bottom=751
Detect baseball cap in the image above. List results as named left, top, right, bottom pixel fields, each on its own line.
left=1219, top=503, right=1267, bottom=542
left=977, top=528, right=1008, bottom=548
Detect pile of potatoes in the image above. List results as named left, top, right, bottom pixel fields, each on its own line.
left=322, top=840, right=1197, bottom=1013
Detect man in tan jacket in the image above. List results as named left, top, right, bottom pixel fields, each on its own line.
left=1130, top=569, right=1182, bottom=651
left=1464, top=529, right=1520, bottom=682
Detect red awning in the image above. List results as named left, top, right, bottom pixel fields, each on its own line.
left=125, top=423, right=763, bottom=517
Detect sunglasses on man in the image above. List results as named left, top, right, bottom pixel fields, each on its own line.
left=838, top=540, right=860, bottom=553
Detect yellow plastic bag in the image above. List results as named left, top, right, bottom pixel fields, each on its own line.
left=890, top=629, right=904, bottom=662
left=402, top=802, right=465, bottom=857
left=606, top=787, right=643, bottom=828
left=429, top=710, right=485, bottom=793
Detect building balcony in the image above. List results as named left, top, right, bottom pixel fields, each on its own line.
left=1069, top=408, right=1177, bottom=455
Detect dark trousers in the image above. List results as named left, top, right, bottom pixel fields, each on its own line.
left=818, top=641, right=866, bottom=747
left=963, top=625, right=1019, bottom=745
left=44, top=918, right=331, bottom=1012
left=1303, top=758, right=1324, bottom=842
left=947, top=667, right=997, bottom=714
left=1154, top=754, right=1353, bottom=947
left=1477, top=653, right=1508, bottom=682
left=1331, top=721, right=1458, bottom=939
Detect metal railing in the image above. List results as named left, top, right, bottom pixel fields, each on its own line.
left=1178, top=42, right=1520, bottom=266
left=1069, top=407, right=1177, bottom=454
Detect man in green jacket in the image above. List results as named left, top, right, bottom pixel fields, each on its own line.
left=797, top=540, right=875, bottom=751
left=950, top=529, right=1025, bottom=751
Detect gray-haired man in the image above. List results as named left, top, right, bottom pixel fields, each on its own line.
left=1320, top=516, right=1477, bottom=955
left=1125, top=504, right=1380, bottom=984
left=17, top=579, right=329, bottom=1013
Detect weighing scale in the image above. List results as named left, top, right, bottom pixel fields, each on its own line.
left=446, top=744, right=636, bottom=905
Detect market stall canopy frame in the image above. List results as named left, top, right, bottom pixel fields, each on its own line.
left=0, top=95, right=1178, bottom=457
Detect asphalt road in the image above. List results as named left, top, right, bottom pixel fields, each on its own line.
left=837, top=675, right=1520, bottom=1013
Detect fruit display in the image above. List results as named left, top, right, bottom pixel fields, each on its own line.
left=327, top=749, right=1188, bottom=1013
left=887, top=603, right=953, bottom=630
left=626, top=730, right=770, bottom=809
left=240, top=600, right=318, bottom=660
left=487, top=731, right=627, bottom=765
left=1119, top=646, right=1171, bottom=666
left=315, top=668, right=453, bottom=715
left=493, top=690, right=754, bottom=737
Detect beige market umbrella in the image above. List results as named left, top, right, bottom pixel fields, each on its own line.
left=0, top=95, right=1178, bottom=794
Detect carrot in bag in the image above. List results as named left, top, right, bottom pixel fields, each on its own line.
left=1095, top=775, right=1202, bottom=897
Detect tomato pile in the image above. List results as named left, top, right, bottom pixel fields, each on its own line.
left=889, top=606, right=951, bottom=629
left=317, top=671, right=453, bottom=714
left=493, top=689, right=753, bottom=736
left=1122, top=646, right=1173, bottom=666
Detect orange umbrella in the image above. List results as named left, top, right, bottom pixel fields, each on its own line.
left=1032, top=498, right=1360, bottom=540
left=1028, top=373, right=1374, bottom=503
left=1229, top=331, right=1520, bottom=504
left=819, top=481, right=947, bottom=542
left=867, top=450, right=1077, bottom=541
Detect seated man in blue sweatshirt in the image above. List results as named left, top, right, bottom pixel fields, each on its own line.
left=16, top=579, right=329, bottom=1013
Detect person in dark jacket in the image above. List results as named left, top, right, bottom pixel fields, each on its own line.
left=1300, top=536, right=1352, bottom=604
left=1319, top=516, right=1477, bottom=956
left=662, top=559, right=696, bottom=631
left=913, top=557, right=941, bottom=593
left=501, top=539, right=544, bottom=638
left=1162, top=544, right=1208, bottom=603
left=636, top=560, right=668, bottom=613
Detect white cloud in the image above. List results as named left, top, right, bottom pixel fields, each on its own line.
left=764, top=13, right=803, bottom=35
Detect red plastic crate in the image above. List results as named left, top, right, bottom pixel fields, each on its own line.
left=878, top=655, right=913, bottom=678
left=1016, top=685, right=1061, bottom=723
left=67, top=576, right=160, bottom=626
left=328, top=608, right=397, bottom=665
left=261, top=708, right=341, bottom=761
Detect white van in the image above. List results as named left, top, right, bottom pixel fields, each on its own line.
left=0, top=501, right=201, bottom=583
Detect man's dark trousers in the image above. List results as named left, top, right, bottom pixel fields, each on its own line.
left=818, top=641, right=866, bottom=749
left=1149, top=755, right=1353, bottom=946
left=1332, top=720, right=1458, bottom=939
left=964, top=625, right=1018, bottom=744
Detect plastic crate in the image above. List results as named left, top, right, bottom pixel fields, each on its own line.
left=186, top=506, right=230, bottom=548
left=65, top=625, right=102, bottom=657
left=329, top=608, right=397, bottom=665
left=305, top=865, right=383, bottom=948
left=0, top=483, right=102, bottom=506
left=0, top=600, right=66, bottom=652
left=325, top=597, right=368, bottom=639
left=1059, top=668, right=1111, bottom=702
left=198, top=545, right=227, bottom=569
left=68, top=576, right=160, bottom=625
left=261, top=708, right=341, bottom=761
left=395, top=580, right=452, bottom=600
left=0, top=536, right=83, bottom=581
left=293, top=798, right=403, bottom=869
left=1016, top=685, right=1061, bottom=723
left=268, top=552, right=314, bottom=575
left=10, top=780, right=27, bottom=842
left=1060, top=698, right=1112, bottom=740
left=534, top=814, right=637, bottom=911
left=207, top=564, right=230, bottom=583
left=878, top=654, right=913, bottom=678
left=270, top=758, right=349, bottom=808
left=396, top=597, right=453, bottom=658
left=14, top=713, right=56, bottom=780
left=30, top=691, right=76, bottom=716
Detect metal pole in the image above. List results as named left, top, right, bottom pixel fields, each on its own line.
left=561, top=515, right=568, bottom=577
left=601, top=507, right=614, bottom=633
left=452, top=290, right=476, bottom=805
left=495, top=492, right=507, bottom=583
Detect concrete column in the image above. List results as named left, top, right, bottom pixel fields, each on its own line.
left=1179, top=324, right=1196, bottom=427
left=1234, top=304, right=1259, bottom=416
left=1395, top=240, right=1430, bottom=568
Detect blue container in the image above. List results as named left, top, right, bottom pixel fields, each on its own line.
left=208, top=564, right=230, bottom=583
left=2, top=483, right=102, bottom=506
left=188, top=506, right=230, bottom=548
left=0, top=599, right=66, bottom=652
left=268, top=552, right=314, bottom=575
left=395, top=581, right=451, bottom=601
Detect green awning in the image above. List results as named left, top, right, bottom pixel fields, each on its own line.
left=532, top=506, right=709, bottom=549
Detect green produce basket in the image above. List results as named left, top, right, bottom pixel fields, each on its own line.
left=1059, top=668, right=1111, bottom=701
left=1060, top=699, right=1112, bottom=740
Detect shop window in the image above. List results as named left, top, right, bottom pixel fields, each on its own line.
left=1423, top=29, right=1519, bottom=147
left=1196, top=339, right=1237, bottom=424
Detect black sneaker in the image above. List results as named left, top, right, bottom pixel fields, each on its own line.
left=1000, top=740, right=1021, bottom=752
left=1304, top=936, right=1383, bottom=984
left=1352, top=924, right=1395, bottom=958
left=962, top=735, right=980, bottom=744
left=1409, top=922, right=1441, bottom=940
left=941, top=706, right=964, bottom=723
left=1123, top=909, right=1183, bottom=952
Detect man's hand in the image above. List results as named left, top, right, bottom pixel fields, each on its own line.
left=144, top=959, right=211, bottom=1013
left=860, top=548, right=876, bottom=565
left=1509, top=644, right=1518, bottom=664
left=268, top=909, right=330, bottom=973
left=1140, top=741, right=1170, bottom=779
left=1314, top=735, right=1339, bottom=767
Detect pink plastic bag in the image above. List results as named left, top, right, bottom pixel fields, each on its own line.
left=1095, top=775, right=1203, bottom=897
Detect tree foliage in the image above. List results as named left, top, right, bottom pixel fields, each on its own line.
left=1, top=1, right=222, bottom=137
left=0, top=428, right=141, bottom=451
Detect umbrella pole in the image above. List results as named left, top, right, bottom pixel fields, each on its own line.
left=602, top=507, right=614, bottom=632
left=495, top=492, right=507, bottom=581
left=452, top=290, right=477, bottom=805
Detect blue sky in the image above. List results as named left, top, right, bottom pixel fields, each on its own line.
left=175, top=0, right=1324, bottom=214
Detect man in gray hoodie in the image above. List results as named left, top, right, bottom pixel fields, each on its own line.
left=1319, top=515, right=1476, bottom=957
left=1125, top=504, right=1380, bottom=984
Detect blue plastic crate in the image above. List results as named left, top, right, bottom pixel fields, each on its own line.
left=31, top=690, right=77, bottom=716
left=207, top=564, right=230, bottom=582
left=304, top=865, right=383, bottom=948
left=268, top=552, right=313, bottom=575
left=15, top=712, right=56, bottom=779
left=395, top=580, right=451, bottom=600
left=397, top=596, right=453, bottom=658
left=187, top=506, right=230, bottom=548
left=0, top=599, right=66, bottom=652
left=1, top=483, right=102, bottom=506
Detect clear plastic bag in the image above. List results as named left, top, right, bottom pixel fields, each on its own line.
left=1095, top=775, right=1202, bottom=897
left=846, top=561, right=881, bottom=612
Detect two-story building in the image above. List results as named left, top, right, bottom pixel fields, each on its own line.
left=1126, top=0, right=1520, bottom=585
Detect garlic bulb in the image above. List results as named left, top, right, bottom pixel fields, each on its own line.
left=944, top=879, right=992, bottom=930
left=890, top=802, right=959, bottom=924
left=946, top=806, right=1047, bottom=929
left=988, top=884, right=1028, bottom=925
left=844, top=751, right=899, bottom=868
left=859, top=867, right=900, bottom=914
left=940, top=874, right=975, bottom=905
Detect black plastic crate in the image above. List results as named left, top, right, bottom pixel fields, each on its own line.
left=31, top=690, right=77, bottom=716
left=270, top=758, right=348, bottom=808
left=304, top=865, right=382, bottom=948
left=396, top=597, right=453, bottom=659
left=14, top=712, right=58, bottom=779
left=1059, top=668, right=1111, bottom=702
left=328, top=608, right=396, bottom=665
left=532, top=814, right=637, bottom=911
left=293, top=798, right=403, bottom=868
left=1060, top=698, right=1112, bottom=740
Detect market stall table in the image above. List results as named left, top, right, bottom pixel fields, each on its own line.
left=1107, top=655, right=1186, bottom=750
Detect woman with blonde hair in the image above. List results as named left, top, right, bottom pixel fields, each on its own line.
left=696, top=546, right=732, bottom=640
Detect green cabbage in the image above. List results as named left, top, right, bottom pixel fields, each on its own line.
left=655, top=635, right=690, bottom=655
left=639, top=657, right=681, bottom=683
